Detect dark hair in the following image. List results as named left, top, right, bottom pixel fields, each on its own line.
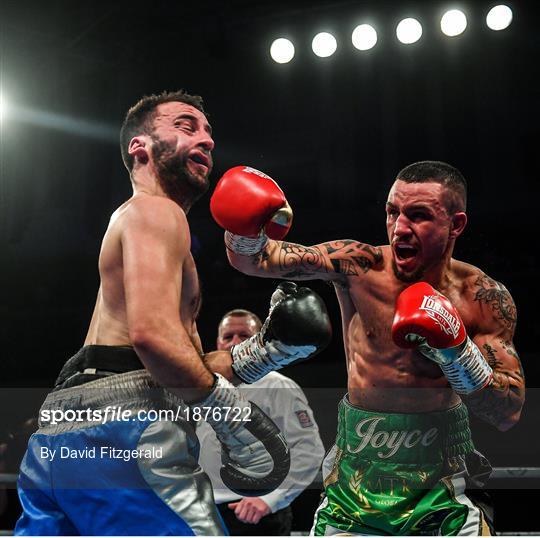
left=119, top=90, right=207, bottom=172
left=396, top=160, right=467, bottom=213
left=219, top=309, right=262, bottom=331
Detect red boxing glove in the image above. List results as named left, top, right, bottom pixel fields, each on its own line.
left=392, top=282, right=493, bottom=395
left=210, top=166, right=293, bottom=240
left=391, top=282, right=466, bottom=350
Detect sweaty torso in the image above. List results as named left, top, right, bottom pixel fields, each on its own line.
left=336, top=245, right=483, bottom=412
left=84, top=197, right=201, bottom=349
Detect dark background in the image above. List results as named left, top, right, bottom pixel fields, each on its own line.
left=1, top=0, right=539, bottom=533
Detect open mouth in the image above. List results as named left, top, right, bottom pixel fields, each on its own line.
left=394, top=243, right=419, bottom=261
left=188, top=151, right=210, bottom=169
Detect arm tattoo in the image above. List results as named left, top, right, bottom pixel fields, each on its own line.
left=499, top=338, right=520, bottom=360
left=465, top=380, right=514, bottom=424
left=498, top=338, right=525, bottom=380
left=463, top=276, right=524, bottom=428
left=465, top=371, right=521, bottom=426
left=277, top=239, right=382, bottom=278
left=278, top=242, right=329, bottom=276
left=252, top=246, right=270, bottom=266
left=465, top=341, right=524, bottom=427
left=327, top=241, right=383, bottom=274
left=482, top=343, right=503, bottom=369
left=333, top=259, right=359, bottom=276
left=473, top=275, right=517, bottom=332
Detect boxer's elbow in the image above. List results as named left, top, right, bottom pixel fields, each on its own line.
left=495, top=416, right=518, bottom=432
left=467, top=390, right=524, bottom=432
left=130, top=329, right=156, bottom=351
left=497, top=387, right=526, bottom=431
left=227, top=249, right=259, bottom=275
left=227, top=242, right=280, bottom=277
left=497, top=422, right=514, bottom=432
left=130, top=329, right=165, bottom=358
left=485, top=398, right=524, bottom=431
left=495, top=407, right=523, bottom=432
left=130, top=328, right=211, bottom=392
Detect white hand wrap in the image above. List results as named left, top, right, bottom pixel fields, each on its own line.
left=225, top=231, right=268, bottom=256
left=417, top=336, right=493, bottom=394
left=232, top=333, right=316, bottom=384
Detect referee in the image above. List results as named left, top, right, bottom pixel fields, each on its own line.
left=196, top=309, right=325, bottom=536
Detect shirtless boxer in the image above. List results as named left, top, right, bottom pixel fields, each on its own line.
left=15, top=91, right=331, bottom=536
left=210, top=161, right=525, bottom=535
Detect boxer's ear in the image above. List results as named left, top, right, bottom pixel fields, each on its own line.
left=128, top=136, right=149, bottom=165
left=450, top=211, right=467, bottom=239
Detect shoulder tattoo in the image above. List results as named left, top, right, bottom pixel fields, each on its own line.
left=473, top=274, right=517, bottom=331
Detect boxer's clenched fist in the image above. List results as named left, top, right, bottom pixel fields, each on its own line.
left=232, top=282, right=332, bottom=383
left=210, top=166, right=293, bottom=255
left=392, top=282, right=493, bottom=394
left=391, top=282, right=467, bottom=350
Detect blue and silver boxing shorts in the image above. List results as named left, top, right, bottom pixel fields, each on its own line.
left=15, top=347, right=226, bottom=536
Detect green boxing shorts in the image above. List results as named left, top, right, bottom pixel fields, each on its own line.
left=312, top=397, right=493, bottom=536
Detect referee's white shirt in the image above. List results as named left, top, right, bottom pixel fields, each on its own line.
left=196, top=371, right=325, bottom=513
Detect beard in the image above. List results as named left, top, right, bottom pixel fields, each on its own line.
left=151, top=136, right=210, bottom=206
left=391, top=258, right=426, bottom=283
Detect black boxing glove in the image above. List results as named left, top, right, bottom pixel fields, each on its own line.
left=231, top=282, right=332, bottom=383
left=191, top=374, right=290, bottom=496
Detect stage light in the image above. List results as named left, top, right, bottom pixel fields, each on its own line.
left=352, top=24, right=377, bottom=51
left=8, top=104, right=116, bottom=141
left=396, top=18, right=422, bottom=44
left=486, top=5, right=513, bottom=30
left=270, top=38, right=295, bottom=64
left=0, top=92, right=8, bottom=123
left=441, top=9, right=467, bottom=36
left=312, top=32, right=337, bottom=57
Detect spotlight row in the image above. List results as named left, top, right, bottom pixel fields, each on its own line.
left=270, top=5, right=513, bottom=63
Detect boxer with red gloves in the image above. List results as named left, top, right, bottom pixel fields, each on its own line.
left=211, top=161, right=524, bottom=536
left=210, top=165, right=293, bottom=255
left=211, top=167, right=331, bottom=380
left=392, top=282, right=493, bottom=395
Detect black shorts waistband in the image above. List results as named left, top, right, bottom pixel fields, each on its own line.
left=54, top=345, right=144, bottom=390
